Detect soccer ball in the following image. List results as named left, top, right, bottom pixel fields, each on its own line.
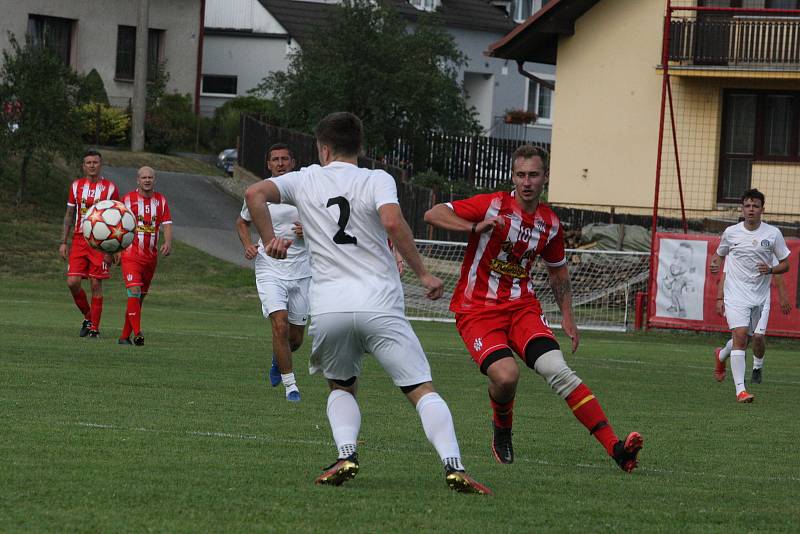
left=82, top=200, right=136, bottom=253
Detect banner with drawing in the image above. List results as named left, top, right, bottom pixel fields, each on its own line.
left=648, top=232, right=800, bottom=337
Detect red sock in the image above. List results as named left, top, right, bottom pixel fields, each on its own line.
left=126, top=296, right=142, bottom=336
left=490, top=396, right=515, bottom=429
left=72, top=289, right=91, bottom=319
left=565, top=383, right=619, bottom=456
left=90, top=296, right=103, bottom=332
left=120, top=312, right=132, bottom=340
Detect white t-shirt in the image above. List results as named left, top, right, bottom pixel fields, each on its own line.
left=240, top=197, right=310, bottom=280
left=717, top=221, right=790, bottom=307
left=271, top=162, right=404, bottom=316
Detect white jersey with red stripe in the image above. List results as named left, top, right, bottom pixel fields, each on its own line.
left=67, top=177, right=120, bottom=234
left=121, top=190, right=172, bottom=260
left=447, top=191, right=566, bottom=313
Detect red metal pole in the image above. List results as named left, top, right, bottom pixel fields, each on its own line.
left=666, top=78, right=688, bottom=234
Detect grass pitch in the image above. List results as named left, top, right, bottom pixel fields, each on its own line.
left=2, top=224, right=799, bottom=532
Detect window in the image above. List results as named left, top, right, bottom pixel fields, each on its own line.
left=718, top=90, right=800, bottom=203
left=409, top=0, right=440, bottom=11
left=27, top=15, right=74, bottom=65
left=526, top=76, right=554, bottom=125
left=115, top=26, right=164, bottom=81
left=201, top=75, right=238, bottom=96
left=511, top=0, right=551, bottom=22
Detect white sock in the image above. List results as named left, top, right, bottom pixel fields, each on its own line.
left=281, top=372, right=296, bottom=388
left=753, top=356, right=764, bottom=370
left=719, top=339, right=733, bottom=362
left=415, top=392, right=462, bottom=469
left=327, top=389, right=360, bottom=459
left=730, top=350, right=746, bottom=395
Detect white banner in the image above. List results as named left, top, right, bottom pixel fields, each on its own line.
left=654, top=238, right=707, bottom=321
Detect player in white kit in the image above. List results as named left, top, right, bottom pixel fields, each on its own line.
left=245, top=112, right=490, bottom=494
left=236, top=144, right=310, bottom=402
left=709, top=189, right=790, bottom=403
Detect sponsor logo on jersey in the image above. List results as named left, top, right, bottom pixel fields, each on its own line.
left=534, top=218, right=547, bottom=234
left=127, top=274, right=133, bottom=281
left=473, top=337, right=483, bottom=352
left=489, top=258, right=528, bottom=279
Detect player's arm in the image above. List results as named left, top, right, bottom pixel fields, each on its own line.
left=379, top=203, right=442, bottom=300
left=236, top=216, right=258, bottom=260
left=716, top=272, right=726, bottom=317
left=758, top=255, right=789, bottom=276
left=547, top=264, right=579, bottom=353
left=160, top=222, right=173, bottom=257
left=709, top=253, right=724, bottom=274
left=245, top=179, right=289, bottom=259
left=59, top=205, right=75, bottom=260
left=423, top=203, right=504, bottom=234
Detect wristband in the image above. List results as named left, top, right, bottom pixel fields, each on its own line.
left=471, top=222, right=477, bottom=234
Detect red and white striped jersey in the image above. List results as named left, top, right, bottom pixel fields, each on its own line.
left=121, top=190, right=172, bottom=260
left=67, top=177, right=120, bottom=233
left=447, top=191, right=566, bottom=313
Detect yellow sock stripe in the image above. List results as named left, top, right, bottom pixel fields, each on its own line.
left=570, top=395, right=595, bottom=412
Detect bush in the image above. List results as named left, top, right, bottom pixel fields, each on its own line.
left=410, top=169, right=486, bottom=197
left=77, top=103, right=129, bottom=145
left=209, top=96, right=275, bottom=152
left=79, top=69, right=109, bottom=105
left=146, top=93, right=195, bottom=153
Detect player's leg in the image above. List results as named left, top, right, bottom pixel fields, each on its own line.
left=86, top=249, right=110, bottom=337
left=725, top=302, right=756, bottom=402
left=269, top=310, right=300, bottom=401
left=309, top=313, right=362, bottom=485
left=364, top=313, right=491, bottom=494
left=751, top=304, right=769, bottom=384
left=714, top=338, right=733, bottom=382
left=278, top=277, right=310, bottom=401
left=132, top=265, right=155, bottom=346
left=66, top=241, right=92, bottom=336
left=455, top=309, right=518, bottom=464
left=254, top=266, right=288, bottom=388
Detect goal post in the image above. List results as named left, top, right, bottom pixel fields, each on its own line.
left=403, top=239, right=650, bottom=332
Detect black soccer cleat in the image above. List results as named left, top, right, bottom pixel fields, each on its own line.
left=491, top=423, right=514, bottom=464
left=612, top=432, right=644, bottom=473
left=315, top=453, right=359, bottom=486
left=87, top=330, right=100, bottom=339
left=118, top=338, right=133, bottom=345
left=80, top=319, right=93, bottom=337
left=133, top=333, right=145, bottom=346
left=751, top=368, right=762, bottom=384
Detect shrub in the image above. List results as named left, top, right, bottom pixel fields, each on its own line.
left=146, top=93, right=195, bottom=153
left=79, top=68, right=109, bottom=105
left=209, top=96, right=275, bottom=152
left=77, top=103, right=129, bottom=145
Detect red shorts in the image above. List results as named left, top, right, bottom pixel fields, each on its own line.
left=455, top=301, right=556, bottom=368
left=67, top=235, right=110, bottom=279
left=121, top=255, right=157, bottom=293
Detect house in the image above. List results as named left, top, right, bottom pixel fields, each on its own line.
left=0, top=0, right=204, bottom=111
left=201, top=0, right=555, bottom=142
left=487, top=0, right=800, bottom=223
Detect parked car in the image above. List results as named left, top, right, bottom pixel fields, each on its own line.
left=216, top=148, right=237, bottom=175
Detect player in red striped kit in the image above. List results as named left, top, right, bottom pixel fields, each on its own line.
left=424, top=145, right=643, bottom=472
left=59, top=150, right=120, bottom=338
left=118, top=166, right=173, bottom=346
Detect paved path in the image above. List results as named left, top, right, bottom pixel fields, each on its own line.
left=105, top=166, right=254, bottom=268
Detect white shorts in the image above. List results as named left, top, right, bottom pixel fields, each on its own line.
left=308, top=312, right=433, bottom=387
left=255, top=268, right=310, bottom=325
left=725, top=301, right=769, bottom=336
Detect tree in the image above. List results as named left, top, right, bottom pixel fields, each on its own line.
left=251, top=0, right=479, bottom=159
left=0, top=34, right=82, bottom=204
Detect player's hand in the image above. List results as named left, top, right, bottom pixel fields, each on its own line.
left=265, top=237, right=293, bottom=259
left=161, top=242, right=172, bottom=257
left=475, top=215, right=505, bottom=234
left=396, top=258, right=405, bottom=276
left=562, top=317, right=580, bottom=353
left=292, top=222, right=304, bottom=239
left=105, top=253, right=119, bottom=266
left=709, top=256, right=721, bottom=274
left=243, top=244, right=258, bottom=260
left=716, top=300, right=725, bottom=317
left=420, top=274, right=443, bottom=300
left=59, top=243, right=68, bottom=261
left=756, top=262, right=771, bottom=275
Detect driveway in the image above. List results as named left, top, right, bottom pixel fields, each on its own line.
left=104, top=166, right=253, bottom=268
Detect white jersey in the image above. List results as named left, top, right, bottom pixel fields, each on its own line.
left=271, top=162, right=403, bottom=316
left=240, top=197, right=310, bottom=280
left=717, top=221, right=790, bottom=307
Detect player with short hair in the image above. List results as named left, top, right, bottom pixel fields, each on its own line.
left=118, top=166, right=172, bottom=346
left=59, top=150, right=120, bottom=338
left=245, top=112, right=491, bottom=494
left=236, top=143, right=309, bottom=402
left=709, top=188, right=790, bottom=402
left=424, top=144, right=643, bottom=472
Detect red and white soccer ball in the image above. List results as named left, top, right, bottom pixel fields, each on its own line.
left=82, top=200, right=136, bottom=253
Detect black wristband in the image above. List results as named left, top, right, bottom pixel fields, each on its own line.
left=471, top=222, right=477, bottom=234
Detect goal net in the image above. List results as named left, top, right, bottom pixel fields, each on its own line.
left=403, top=239, right=650, bottom=332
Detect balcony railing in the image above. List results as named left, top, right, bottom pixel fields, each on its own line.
left=669, top=16, right=800, bottom=68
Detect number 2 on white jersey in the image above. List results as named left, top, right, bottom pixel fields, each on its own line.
left=326, top=196, right=358, bottom=245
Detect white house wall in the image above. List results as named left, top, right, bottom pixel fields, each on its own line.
left=205, top=0, right=286, bottom=33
